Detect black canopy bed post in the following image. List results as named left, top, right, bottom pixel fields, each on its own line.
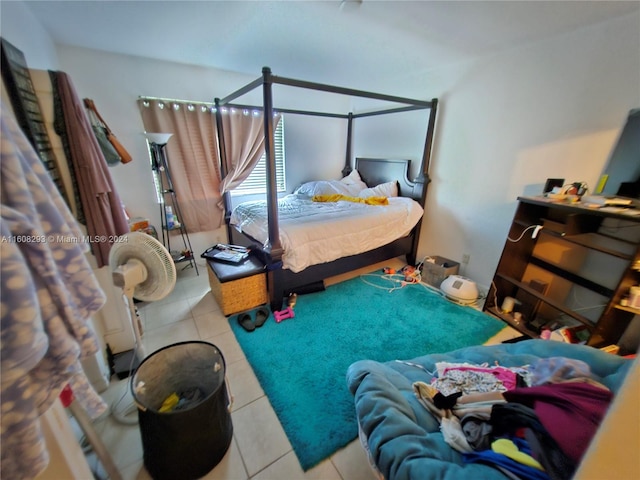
left=342, top=112, right=354, bottom=177
left=215, top=97, right=235, bottom=241
left=416, top=98, right=438, bottom=200
left=261, top=67, right=283, bottom=256
left=261, top=67, right=286, bottom=310
left=348, top=99, right=438, bottom=265
left=408, top=98, right=438, bottom=264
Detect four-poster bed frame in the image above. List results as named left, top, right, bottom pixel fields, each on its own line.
left=215, top=67, right=438, bottom=311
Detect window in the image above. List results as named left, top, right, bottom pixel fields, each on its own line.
left=233, top=117, right=286, bottom=195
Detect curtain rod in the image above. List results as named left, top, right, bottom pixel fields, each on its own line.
left=138, top=96, right=272, bottom=112
left=138, top=95, right=216, bottom=106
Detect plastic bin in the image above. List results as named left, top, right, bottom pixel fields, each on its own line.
left=131, top=341, right=233, bottom=480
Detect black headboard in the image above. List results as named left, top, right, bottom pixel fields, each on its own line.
left=355, top=158, right=420, bottom=201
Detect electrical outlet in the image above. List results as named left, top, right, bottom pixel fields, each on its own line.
left=462, top=253, right=470, bottom=264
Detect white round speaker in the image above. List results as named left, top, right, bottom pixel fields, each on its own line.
left=440, top=275, right=479, bottom=305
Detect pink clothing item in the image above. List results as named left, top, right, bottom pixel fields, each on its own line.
left=503, top=382, right=612, bottom=463
left=443, top=365, right=519, bottom=390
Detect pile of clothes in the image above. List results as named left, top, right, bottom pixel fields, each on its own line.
left=413, top=357, right=613, bottom=480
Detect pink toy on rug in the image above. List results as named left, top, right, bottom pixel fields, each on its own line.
left=274, top=307, right=295, bottom=323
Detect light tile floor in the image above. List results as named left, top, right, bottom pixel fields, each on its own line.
left=84, top=257, right=518, bottom=480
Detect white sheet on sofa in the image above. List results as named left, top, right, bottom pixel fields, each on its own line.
left=230, top=194, right=424, bottom=273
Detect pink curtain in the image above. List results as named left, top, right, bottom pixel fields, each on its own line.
left=138, top=99, right=223, bottom=232
left=218, top=108, right=281, bottom=195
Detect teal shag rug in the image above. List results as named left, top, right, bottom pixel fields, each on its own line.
left=228, top=273, right=505, bottom=470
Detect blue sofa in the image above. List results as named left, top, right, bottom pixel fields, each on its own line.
left=346, top=340, right=633, bottom=480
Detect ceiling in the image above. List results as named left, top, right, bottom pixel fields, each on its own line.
left=22, top=1, right=640, bottom=86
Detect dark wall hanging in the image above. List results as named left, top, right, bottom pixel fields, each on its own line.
left=1, top=37, right=69, bottom=203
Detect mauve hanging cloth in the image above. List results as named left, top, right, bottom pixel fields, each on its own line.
left=502, top=381, right=613, bottom=464
left=53, top=72, right=129, bottom=267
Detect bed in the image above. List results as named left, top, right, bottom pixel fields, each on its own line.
left=346, top=340, right=635, bottom=480
left=229, top=158, right=425, bottom=273
left=215, top=68, right=438, bottom=310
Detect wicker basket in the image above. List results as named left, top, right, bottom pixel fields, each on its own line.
left=421, top=256, right=460, bottom=288
left=207, top=263, right=267, bottom=316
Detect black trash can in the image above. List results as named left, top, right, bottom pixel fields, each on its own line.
left=131, top=341, right=233, bottom=480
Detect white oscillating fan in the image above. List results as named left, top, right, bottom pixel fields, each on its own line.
left=109, top=232, right=177, bottom=360
left=108, top=232, right=177, bottom=425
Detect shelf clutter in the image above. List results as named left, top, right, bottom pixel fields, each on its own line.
left=484, top=196, right=640, bottom=356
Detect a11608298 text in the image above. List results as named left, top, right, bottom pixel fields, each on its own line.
left=1, top=235, right=129, bottom=244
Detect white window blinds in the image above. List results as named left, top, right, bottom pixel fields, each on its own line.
left=233, top=117, right=286, bottom=194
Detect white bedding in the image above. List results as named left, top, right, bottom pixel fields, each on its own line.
left=230, top=194, right=424, bottom=273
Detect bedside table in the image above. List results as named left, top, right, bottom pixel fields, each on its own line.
left=206, top=256, right=267, bottom=316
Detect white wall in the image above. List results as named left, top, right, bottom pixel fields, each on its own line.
left=415, top=11, right=640, bottom=291
left=0, top=1, right=59, bottom=69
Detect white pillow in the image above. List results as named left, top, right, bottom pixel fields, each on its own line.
left=340, top=169, right=368, bottom=194
left=358, top=181, right=399, bottom=199
left=294, top=180, right=354, bottom=196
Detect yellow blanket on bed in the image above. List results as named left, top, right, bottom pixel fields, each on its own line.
left=312, top=194, right=389, bottom=205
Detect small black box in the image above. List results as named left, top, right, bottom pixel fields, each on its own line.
left=543, top=178, right=565, bottom=194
